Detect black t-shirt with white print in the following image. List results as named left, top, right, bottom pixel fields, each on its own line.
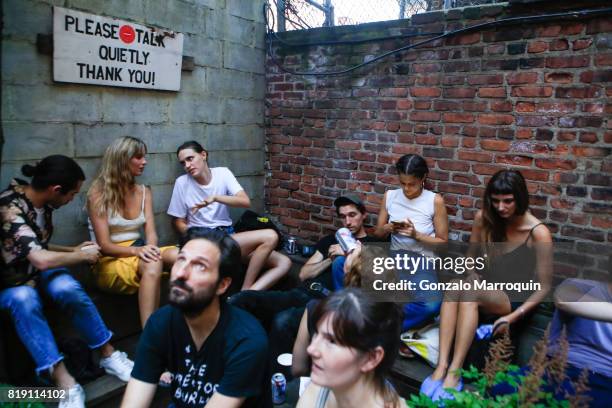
left=131, top=303, right=268, bottom=407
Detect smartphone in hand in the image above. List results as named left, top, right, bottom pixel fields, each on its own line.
left=391, top=220, right=407, bottom=229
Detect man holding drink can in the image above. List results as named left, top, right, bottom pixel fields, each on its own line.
left=299, top=194, right=379, bottom=292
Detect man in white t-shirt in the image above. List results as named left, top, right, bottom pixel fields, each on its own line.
left=167, top=141, right=291, bottom=292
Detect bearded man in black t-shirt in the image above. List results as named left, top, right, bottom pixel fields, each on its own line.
left=122, top=230, right=268, bottom=408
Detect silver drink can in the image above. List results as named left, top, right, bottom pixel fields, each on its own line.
left=271, top=372, right=286, bottom=404
left=286, top=236, right=297, bottom=255
left=335, top=227, right=359, bottom=253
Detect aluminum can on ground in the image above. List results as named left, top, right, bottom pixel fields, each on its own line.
left=286, top=236, right=297, bottom=255
left=271, top=372, right=286, bottom=404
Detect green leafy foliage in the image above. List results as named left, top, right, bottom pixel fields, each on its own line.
left=407, top=330, right=589, bottom=408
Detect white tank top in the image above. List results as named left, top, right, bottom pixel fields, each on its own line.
left=89, top=185, right=146, bottom=243
left=386, top=188, right=436, bottom=251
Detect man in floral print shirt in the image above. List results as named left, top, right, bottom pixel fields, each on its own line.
left=0, top=155, right=133, bottom=408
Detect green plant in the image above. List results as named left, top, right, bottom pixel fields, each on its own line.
left=407, top=329, right=591, bottom=408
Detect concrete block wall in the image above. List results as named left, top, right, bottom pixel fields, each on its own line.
left=2, top=0, right=267, bottom=245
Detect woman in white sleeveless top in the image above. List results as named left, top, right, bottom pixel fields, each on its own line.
left=374, top=154, right=448, bottom=249
left=88, top=137, right=177, bottom=328
left=374, top=154, right=448, bottom=349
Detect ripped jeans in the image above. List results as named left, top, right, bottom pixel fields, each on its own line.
left=0, top=268, right=112, bottom=375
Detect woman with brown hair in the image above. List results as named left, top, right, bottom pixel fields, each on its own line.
left=423, top=169, right=552, bottom=401
left=297, top=288, right=405, bottom=408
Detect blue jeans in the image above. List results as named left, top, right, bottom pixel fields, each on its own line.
left=331, top=256, right=347, bottom=291
left=0, top=268, right=113, bottom=375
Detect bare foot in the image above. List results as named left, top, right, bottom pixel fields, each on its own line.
left=442, top=370, right=461, bottom=389
left=430, top=365, right=447, bottom=381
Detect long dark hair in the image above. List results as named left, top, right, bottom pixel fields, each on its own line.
left=311, top=288, right=402, bottom=406
left=483, top=170, right=529, bottom=242
left=395, top=154, right=428, bottom=179
left=22, top=155, right=85, bottom=194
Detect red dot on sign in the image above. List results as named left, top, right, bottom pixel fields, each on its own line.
left=119, top=25, right=135, bottom=44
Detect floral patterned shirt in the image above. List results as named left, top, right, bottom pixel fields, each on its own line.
left=0, top=179, right=53, bottom=288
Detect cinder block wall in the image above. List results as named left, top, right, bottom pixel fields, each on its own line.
left=2, top=0, right=266, bottom=245
left=265, top=4, right=611, bottom=277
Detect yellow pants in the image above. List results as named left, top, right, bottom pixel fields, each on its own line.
left=94, top=240, right=176, bottom=295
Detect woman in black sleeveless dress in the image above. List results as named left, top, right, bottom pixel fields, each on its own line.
left=422, top=170, right=553, bottom=401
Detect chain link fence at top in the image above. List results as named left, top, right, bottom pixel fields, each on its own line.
left=268, top=0, right=503, bottom=31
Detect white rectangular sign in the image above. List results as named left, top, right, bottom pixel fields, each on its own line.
left=53, top=7, right=184, bottom=91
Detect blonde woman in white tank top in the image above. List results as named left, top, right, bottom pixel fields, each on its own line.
left=87, top=137, right=177, bottom=328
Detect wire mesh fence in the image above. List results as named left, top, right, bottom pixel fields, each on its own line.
left=267, top=0, right=504, bottom=31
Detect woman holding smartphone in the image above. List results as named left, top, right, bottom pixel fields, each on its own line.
left=374, top=154, right=448, bottom=334
left=375, top=154, right=448, bottom=249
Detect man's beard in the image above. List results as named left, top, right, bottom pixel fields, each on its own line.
left=169, top=279, right=217, bottom=317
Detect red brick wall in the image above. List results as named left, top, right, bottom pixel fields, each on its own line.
left=264, top=4, right=611, bottom=275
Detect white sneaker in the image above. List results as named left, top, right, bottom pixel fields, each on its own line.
left=59, top=383, right=85, bottom=408
left=119, top=351, right=135, bottom=369
left=100, top=350, right=133, bottom=382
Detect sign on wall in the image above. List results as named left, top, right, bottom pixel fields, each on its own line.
left=53, top=7, right=184, bottom=91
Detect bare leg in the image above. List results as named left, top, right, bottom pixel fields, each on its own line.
left=99, top=342, right=114, bottom=358
left=442, top=290, right=511, bottom=388
left=162, top=246, right=178, bottom=268
left=137, top=259, right=163, bottom=327
left=248, top=250, right=292, bottom=291
left=443, top=301, right=478, bottom=388
left=231, top=229, right=278, bottom=290
left=431, top=300, right=459, bottom=381
left=51, top=361, right=77, bottom=389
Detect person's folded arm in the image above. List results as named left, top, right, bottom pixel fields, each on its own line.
left=143, top=186, right=159, bottom=247
left=554, top=280, right=612, bottom=322
left=120, top=378, right=157, bottom=408
left=299, top=251, right=331, bottom=281
left=27, top=248, right=97, bottom=271
left=172, top=216, right=189, bottom=235
left=213, top=190, right=250, bottom=208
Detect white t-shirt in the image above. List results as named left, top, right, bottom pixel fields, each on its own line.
left=167, top=167, right=243, bottom=228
